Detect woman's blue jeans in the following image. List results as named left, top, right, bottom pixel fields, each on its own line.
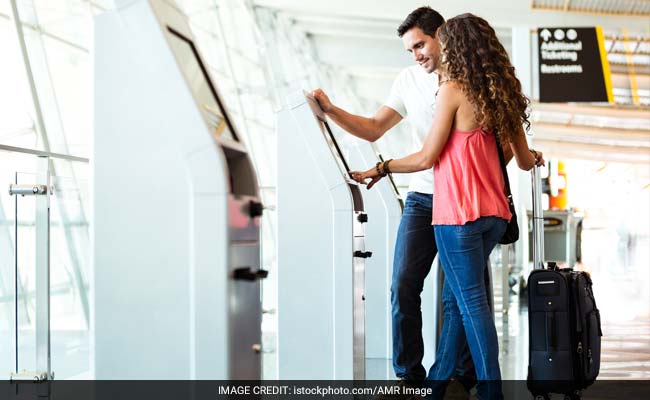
left=391, top=192, right=479, bottom=384
left=427, top=216, right=507, bottom=400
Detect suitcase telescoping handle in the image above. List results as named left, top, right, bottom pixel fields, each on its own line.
left=531, top=166, right=545, bottom=270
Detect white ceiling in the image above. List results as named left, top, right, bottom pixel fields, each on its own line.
left=253, top=0, right=650, bottom=31
left=251, top=0, right=650, bottom=162
left=531, top=0, right=650, bottom=17
left=254, top=0, right=649, bottom=98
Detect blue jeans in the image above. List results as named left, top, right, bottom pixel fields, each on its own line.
left=392, top=192, right=483, bottom=384
left=427, top=216, right=507, bottom=400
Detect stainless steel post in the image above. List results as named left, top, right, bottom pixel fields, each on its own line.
left=531, top=167, right=545, bottom=270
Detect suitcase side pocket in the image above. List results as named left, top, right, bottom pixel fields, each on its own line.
left=583, top=308, right=602, bottom=383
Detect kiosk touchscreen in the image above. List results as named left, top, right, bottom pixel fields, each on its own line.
left=333, top=136, right=402, bottom=364
left=277, top=91, right=368, bottom=380
left=93, top=0, right=264, bottom=379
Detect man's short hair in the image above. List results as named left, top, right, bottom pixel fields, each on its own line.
left=397, top=6, right=445, bottom=38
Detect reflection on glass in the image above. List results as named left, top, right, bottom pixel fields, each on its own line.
left=167, top=28, right=238, bottom=142
left=319, top=120, right=352, bottom=180
left=49, top=172, right=90, bottom=379
left=204, top=104, right=228, bottom=140
left=15, top=171, right=37, bottom=375
left=2, top=165, right=91, bottom=379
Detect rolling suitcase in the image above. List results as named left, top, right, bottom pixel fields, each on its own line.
left=527, top=166, right=603, bottom=400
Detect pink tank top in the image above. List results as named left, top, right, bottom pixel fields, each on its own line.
left=433, top=127, right=512, bottom=225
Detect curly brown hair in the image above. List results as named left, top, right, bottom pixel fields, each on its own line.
left=438, top=14, right=530, bottom=143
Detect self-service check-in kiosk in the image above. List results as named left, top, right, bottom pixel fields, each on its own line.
left=277, top=91, right=367, bottom=379
left=343, top=137, right=440, bottom=371
left=340, top=139, right=402, bottom=364
left=93, top=0, right=264, bottom=379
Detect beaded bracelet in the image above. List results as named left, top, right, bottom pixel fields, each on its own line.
left=375, top=161, right=388, bottom=177
left=384, top=159, right=394, bottom=174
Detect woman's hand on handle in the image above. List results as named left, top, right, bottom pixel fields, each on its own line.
left=530, top=149, right=545, bottom=167
left=350, top=168, right=383, bottom=190
left=509, top=128, right=546, bottom=170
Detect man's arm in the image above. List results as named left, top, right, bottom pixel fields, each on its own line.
left=311, top=89, right=402, bottom=142
left=349, top=82, right=459, bottom=189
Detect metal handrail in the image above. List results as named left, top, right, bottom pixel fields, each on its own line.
left=0, top=144, right=89, bottom=163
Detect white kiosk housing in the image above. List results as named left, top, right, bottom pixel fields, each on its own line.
left=277, top=91, right=368, bottom=379
left=341, top=135, right=441, bottom=370
left=93, top=0, right=265, bottom=379
left=342, top=140, right=402, bottom=361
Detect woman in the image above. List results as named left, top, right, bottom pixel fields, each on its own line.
left=351, top=14, right=544, bottom=400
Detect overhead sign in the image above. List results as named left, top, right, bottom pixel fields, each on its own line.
left=538, top=27, right=614, bottom=103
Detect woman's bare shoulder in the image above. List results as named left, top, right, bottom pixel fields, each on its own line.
left=439, top=80, right=463, bottom=93
left=436, top=80, right=463, bottom=106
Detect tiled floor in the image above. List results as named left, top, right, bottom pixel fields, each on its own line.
left=264, top=230, right=650, bottom=382
left=599, top=317, right=650, bottom=379
left=265, top=292, right=650, bottom=382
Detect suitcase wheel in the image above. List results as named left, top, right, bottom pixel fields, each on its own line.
left=563, top=390, right=581, bottom=400
left=534, top=394, right=551, bottom=400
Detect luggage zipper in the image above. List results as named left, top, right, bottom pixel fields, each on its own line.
left=571, top=273, right=584, bottom=382
left=577, top=339, right=585, bottom=379
left=585, top=311, right=591, bottom=376
left=573, top=275, right=583, bottom=333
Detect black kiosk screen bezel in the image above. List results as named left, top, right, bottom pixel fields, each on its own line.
left=320, top=119, right=353, bottom=178
left=167, top=27, right=239, bottom=142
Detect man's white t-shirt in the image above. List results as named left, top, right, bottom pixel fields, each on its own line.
left=383, top=65, right=439, bottom=195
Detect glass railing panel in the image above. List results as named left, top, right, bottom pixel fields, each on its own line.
left=48, top=171, right=90, bottom=379
left=14, top=171, right=39, bottom=376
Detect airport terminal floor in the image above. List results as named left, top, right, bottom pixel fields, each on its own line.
left=0, top=0, right=649, bottom=399
left=260, top=230, right=650, bottom=381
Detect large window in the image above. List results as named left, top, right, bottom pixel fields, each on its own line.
left=0, top=0, right=96, bottom=379
left=2, top=0, right=284, bottom=379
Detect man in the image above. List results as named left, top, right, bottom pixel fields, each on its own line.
left=312, top=6, right=488, bottom=391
